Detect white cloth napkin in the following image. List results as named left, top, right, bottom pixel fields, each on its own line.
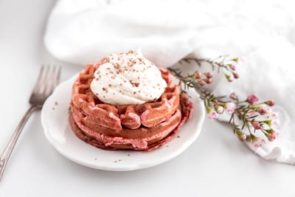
left=44, top=0, right=295, bottom=164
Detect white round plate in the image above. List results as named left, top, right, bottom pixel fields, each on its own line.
left=41, top=75, right=205, bottom=171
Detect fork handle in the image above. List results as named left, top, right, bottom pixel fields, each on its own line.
left=0, top=106, right=37, bottom=181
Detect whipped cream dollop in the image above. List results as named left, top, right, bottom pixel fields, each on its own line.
left=90, top=50, right=167, bottom=105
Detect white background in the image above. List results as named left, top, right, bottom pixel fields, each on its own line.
left=0, top=0, right=295, bottom=196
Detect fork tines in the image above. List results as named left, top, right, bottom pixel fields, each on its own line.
left=32, top=65, right=61, bottom=95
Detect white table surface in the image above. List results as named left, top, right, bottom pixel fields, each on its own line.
left=0, top=0, right=295, bottom=196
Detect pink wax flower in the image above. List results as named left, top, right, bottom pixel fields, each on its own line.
left=208, top=111, right=218, bottom=120
left=246, top=94, right=259, bottom=104
left=252, top=138, right=266, bottom=148
left=225, top=102, right=236, bottom=114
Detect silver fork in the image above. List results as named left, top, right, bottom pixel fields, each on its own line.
left=0, top=65, right=61, bottom=181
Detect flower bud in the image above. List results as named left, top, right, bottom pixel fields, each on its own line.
left=239, top=134, right=247, bottom=141
left=267, top=130, right=277, bottom=141
left=205, top=78, right=213, bottom=84
left=229, top=92, right=238, bottom=100
left=233, top=72, right=239, bottom=79
left=194, top=71, right=201, bottom=80
left=228, top=64, right=236, bottom=71
left=258, top=108, right=267, bottom=115
left=235, top=129, right=246, bottom=141
left=251, top=121, right=261, bottom=130
left=216, top=106, right=224, bottom=114
left=225, top=74, right=233, bottom=82
left=205, top=72, right=213, bottom=79
left=264, top=100, right=275, bottom=107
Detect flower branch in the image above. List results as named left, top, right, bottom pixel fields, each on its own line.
left=169, top=55, right=278, bottom=147
left=178, top=55, right=239, bottom=82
